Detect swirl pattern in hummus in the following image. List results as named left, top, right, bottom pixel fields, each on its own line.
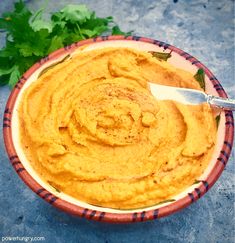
left=19, top=48, right=216, bottom=209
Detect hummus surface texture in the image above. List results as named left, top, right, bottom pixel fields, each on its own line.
left=19, top=47, right=217, bottom=209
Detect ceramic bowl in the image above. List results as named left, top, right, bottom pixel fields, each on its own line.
left=3, top=36, right=234, bottom=223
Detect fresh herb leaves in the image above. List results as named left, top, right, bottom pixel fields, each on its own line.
left=150, top=51, right=172, bottom=61
left=192, top=179, right=201, bottom=185
left=194, top=68, right=205, bottom=90
left=215, top=114, right=221, bottom=128
left=0, top=1, right=131, bottom=88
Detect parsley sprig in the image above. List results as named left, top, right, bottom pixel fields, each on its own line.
left=0, top=1, right=131, bottom=88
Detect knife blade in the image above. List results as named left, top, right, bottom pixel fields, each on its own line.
left=148, top=83, right=235, bottom=111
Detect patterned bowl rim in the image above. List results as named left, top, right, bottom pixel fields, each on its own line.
left=3, top=35, right=234, bottom=223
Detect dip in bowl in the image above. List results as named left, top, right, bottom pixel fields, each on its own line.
left=3, top=36, right=234, bottom=223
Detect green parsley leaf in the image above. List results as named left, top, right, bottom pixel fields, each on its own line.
left=112, top=25, right=126, bottom=35
left=15, top=43, right=35, bottom=57
left=47, top=36, right=64, bottom=54
left=150, top=51, right=172, bottom=61
left=60, top=5, right=92, bottom=24
left=215, top=114, right=221, bottom=128
left=14, top=0, right=26, bottom=13
left=192, top=179, right=201, bottom=185
left=30, top=19, right=53, bottom=33
left=80, top=29, right=97, bottom=38
left=194, top=68, right=205, bottom=90
left=9, top=65, right=20, bottom=89
left=0, top=75, right=10, bottom=86
left=0, top=66, right=15, bottom=76
left=0, top=40, right=19, bottom=57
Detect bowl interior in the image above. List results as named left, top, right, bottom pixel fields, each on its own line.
left=11, top=39, right=225, bottom=213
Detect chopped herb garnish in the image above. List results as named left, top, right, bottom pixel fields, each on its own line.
left=192, top=179, right=201, bottom=185
left=149, top=51, right=172, bottom=61
left=194, top=68, right=205, bottom=90
left=215, top=114, right=221, bottom=128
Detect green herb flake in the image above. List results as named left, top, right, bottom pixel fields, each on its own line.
left=215, top=114, right=221, bottom=128
left=149, top=51, right=172, bottom=61
left=112, top=25, right=133, bottom=36
left=194, top=68, right=205, bottom=90
left=192, top=179, right=201, bottom=185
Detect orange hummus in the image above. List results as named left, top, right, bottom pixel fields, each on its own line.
left=19, top=47, right=217, bottom=209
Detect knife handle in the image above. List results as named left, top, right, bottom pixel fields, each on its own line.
left=208, top=95, right=235, bottom=111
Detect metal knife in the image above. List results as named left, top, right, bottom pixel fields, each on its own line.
left=148, top=83, right=235, bottom=111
